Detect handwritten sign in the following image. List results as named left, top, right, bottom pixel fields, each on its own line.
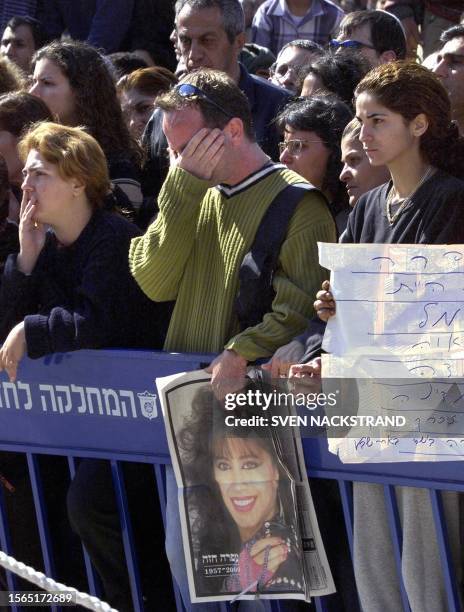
left=318, top=243, right=464, bottom=462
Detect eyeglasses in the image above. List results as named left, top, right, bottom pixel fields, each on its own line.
left=329, top=39, right=376, bottom=51
left=278, top=139, right=325, bottom=155
left=270, top=62, right=301, bottom=79
left=175, top=83, right=233, bottom=119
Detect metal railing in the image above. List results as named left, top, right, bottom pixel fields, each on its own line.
left=0, top=349, right=461, bottom=612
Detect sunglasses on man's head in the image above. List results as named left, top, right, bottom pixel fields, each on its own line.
left=329, top=39, right=376, bottom=51
left=175, top=83, right=233, bottom=119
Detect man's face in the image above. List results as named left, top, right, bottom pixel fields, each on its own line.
left=1, top=25, right=36, bottom=72
left=163, top=105, right=229, bottom=184
left=269, top=46, right=319, bottom=93
left=336, top=23, right=382, bottom=67
left=433, top=37, right=464, bottom=120
left=176, top=6, right=243, bottom=77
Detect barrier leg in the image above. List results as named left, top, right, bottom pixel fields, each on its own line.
left=154, top=463, right=186, bottom=612
left=383, top=485, right=411, bottom=612
left=429, top=489, right=461, bottom=612
left=0, top=481, right=19, bottom=612
left=110, top=460, right=144, bottom=611
left=27, top=453, right=59, bottom=612
left=67, top=457, right=102, bottom=599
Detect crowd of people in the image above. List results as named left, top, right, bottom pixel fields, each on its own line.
left=0, top=0, right=463, bottom=611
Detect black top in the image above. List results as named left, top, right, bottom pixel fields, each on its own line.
left=342, top=169, right=464, bottom=244
left=299, top=169, right=464, bottom=361
left=0, top=210, right=172, bottom=358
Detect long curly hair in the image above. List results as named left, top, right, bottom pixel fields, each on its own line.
left=177, top=383, right=295, bottom=592
left=33, top=41, right=140, bottom=165
left=355, top=61, right=464, bottom=177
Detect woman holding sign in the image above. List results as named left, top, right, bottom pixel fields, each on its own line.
left=309, top=61, right=464, bottom=612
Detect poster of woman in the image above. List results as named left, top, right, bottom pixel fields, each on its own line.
left=157, top=370, right=334, bottom=604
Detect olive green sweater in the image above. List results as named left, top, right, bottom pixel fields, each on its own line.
left=129, top=164, right=336, bottom=360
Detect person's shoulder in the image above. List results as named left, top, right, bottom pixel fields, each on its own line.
left=88, top=210, right=141, bottom=243
left=431, top=169, right=464, bottom=196
left=243, top=67, right=292, bottom=103
left=319, top=0, right=345, bottom=15
left=349, top=181, right=389, bottom=222
left=255, top=0, right=282, bottom=16
left=274, top=168, right=334, bottom=220
left=107, top=152, right=141, bottom=181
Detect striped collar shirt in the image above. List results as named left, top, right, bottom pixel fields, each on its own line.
left=251, top=0, right=344, bottom=56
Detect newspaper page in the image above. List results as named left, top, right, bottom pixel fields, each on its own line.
left=156, top=369, right=335, bottom=604
left=318, top=242, right=464, bottom=463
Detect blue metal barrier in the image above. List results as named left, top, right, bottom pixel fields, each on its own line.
left=0, top=349, right=462, bottom=612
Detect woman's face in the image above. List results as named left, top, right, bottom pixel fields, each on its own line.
left=30, top=58, right=76, bottom=124
left=0, top=129, right=21, bottom=184
left=340, top=136, right=390, bottom=207
left=355, top=92, right=419, bottom=168
left=214, top=437, right=279, bottom=542
left=120, top=88, right=156, bottom=141
left=279, top=126, right=330, bottom=190
left=21, top=149, right=77, bottom=225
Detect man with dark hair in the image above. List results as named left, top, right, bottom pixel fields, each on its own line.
left=269, top=38, right=323, bottom=92
left=142, top=0, right=290, bottom=202
left=333, top=9, right=407, bottom=67
left=1, top=15, right=48, bottom=73
left=433, top=24, right=464, bottom=135
left=130, top=67, right=335, bottom=610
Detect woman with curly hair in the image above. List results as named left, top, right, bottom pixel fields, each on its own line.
left=29, top=40, right=143, bottom=214
left=300, top=52, right=370, bottom=106
left=277, top=96, right=353, bottom=235
left=310, top=61, right=464, bottom=612
left=177, top=384, right=303, bottom=598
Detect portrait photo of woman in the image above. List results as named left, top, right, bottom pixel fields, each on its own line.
left=173, top=382, right=306, bottom=601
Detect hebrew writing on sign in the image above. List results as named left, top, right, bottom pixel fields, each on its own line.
left=318, top=243, right=464, bottom=462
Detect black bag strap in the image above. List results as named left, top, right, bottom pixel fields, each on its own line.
left=235, top=183, right=313, bottom=331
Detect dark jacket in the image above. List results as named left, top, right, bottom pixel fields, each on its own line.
left=0, top=210, right=171, bottom=357
left=38, top=0, right=134, bottom=53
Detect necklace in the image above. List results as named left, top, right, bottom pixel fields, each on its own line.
left=386, top=166, right=435, bottom=225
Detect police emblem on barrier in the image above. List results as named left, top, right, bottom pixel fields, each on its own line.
left=137, top=391, right=158, bottom=420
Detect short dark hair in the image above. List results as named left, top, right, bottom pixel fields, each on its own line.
left=276, top=96, right=353, bottom=202
left=304, top=51, right=370, bottom=105
left=338, top=10, right=407, bottom=61
left=279, top=39, right=324, bottom=57
left=156, top=68, right=254, bottom=140
left=440, top=24, right=464, bottom=44
left=107, top=52, right=148, bottom=80
left=175, top=0, right=244, bottom=43
left=5, top=15, right=49, bottom=50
